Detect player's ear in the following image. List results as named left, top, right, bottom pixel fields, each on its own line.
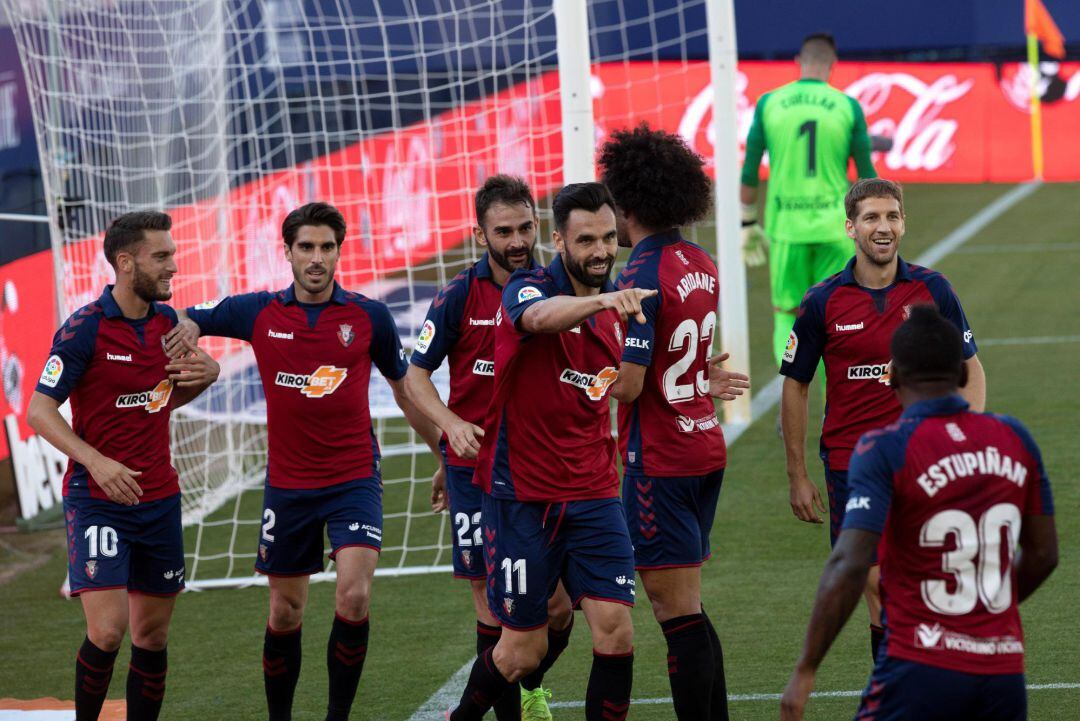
left=473, top=225, right=487, bottom=249
left=283, top=241, right=293, bottom=260
left=845, top=218, right=856, bottom=240
left=552, top=229, right=564, bottom=253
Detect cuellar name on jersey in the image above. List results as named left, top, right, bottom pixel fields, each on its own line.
left=916, top=446, right=1028, bottom=497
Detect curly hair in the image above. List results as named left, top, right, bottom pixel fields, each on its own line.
left=597, top=123, right=712, bottom=232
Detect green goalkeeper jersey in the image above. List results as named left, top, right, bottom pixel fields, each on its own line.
left=741, top=78, right=876, bottom=244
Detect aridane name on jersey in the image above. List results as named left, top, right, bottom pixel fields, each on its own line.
left=274, top=365, right=348, bottom=398
left=114, top=379, right=174, bottom=413
left=559, top=366, right=619, bottom=401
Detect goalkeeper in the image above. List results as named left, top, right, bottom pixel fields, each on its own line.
left=740, top=33, right=877, bottom=367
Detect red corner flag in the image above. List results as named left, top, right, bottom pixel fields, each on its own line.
left=1026, top=0, right=1066, bottom=58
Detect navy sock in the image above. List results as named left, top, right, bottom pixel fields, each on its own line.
left=126, top=644, right=167, bottom=721
left=701, top=609, right=730, bottom=721
left=661, top=614, right=714, bottom=720
left=75, top=637, right=117, bottom=721
left=326, top=614, right=369, bottom=721
left=476, top=622, right=520, bottom=721
left=264, top=624, right=302, bottom=721
left=521, top=616, right=573, bottom=691
left=450, top=647, right=512, bottom=721
left=585, top=650, right=633, bottom=721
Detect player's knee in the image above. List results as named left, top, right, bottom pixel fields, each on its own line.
left=87, top=623, right=126, bottom=652
left=547, top=591, right=573, bottom=631
left=492, top=638, right=545, bottom=682
left=335, top=583, right=371, bottom=620
left=268, top=592, right=306, bottom=629
left=130, top=625, right=169, bottom=651
left=590, top=614, right=634, bottom=655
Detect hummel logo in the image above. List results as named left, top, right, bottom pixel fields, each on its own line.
left=106, top=353, right=132, bottom=362
left=916, top=623, right=943, bottom=649
left=268, top=329, right=293, bottom=340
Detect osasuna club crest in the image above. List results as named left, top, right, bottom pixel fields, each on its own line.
left=503, top=597, right=515, bottom=616
left=460, top=549, right=472, bottom=567
left=85, top=560, right=98, bottom=580
left=338, top=324, right=355, bottom=347
left=259, top=544, right=269, bottom=562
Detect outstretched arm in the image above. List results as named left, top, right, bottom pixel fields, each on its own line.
left=780, top=529, right=879, bottom=721
left=518, top=288, right=656, bottom=335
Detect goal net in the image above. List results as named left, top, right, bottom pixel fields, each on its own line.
left=3, top=0, right=722, bottom=588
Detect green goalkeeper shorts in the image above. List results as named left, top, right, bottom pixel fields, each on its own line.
left=769, top=239, right=852, bottom=311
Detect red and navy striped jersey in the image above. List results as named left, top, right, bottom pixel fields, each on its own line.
left=187, top=282, right=407, bottom=490
left=615, top=231, right=727, bottom=476
left=780, top=257, right=976, bottom=471
left=410, top=254, right=532, bottom=468
left=475, top=256, right=623, bottom=502
left=35, top=286, right=180, bottom=502
left=843, top=394, right=1054, bottom=675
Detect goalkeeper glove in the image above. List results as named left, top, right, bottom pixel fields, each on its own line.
left=741, top=203, right=769, bottom=268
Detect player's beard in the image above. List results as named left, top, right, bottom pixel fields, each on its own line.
left=563, top=251, right=614, bottom=288
left=132, top=264, right=172, bottom=302
left=856, top=232, right=899, bottom=267
left=487, top=244, right=534, bottom=274
left=294, top=263, right=334, bottom=296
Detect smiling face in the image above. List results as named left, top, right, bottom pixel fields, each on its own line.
left=120, top=230, right=177, bottom=302
left=847, top=195, right=905, bottom=268
left=285, top=224, right=340, bottom=299
left=477, top=201, right=538, bottom=274
left=554, top=204, right=619, bottom=289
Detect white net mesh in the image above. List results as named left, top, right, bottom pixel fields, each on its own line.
left=3, top=0, right=715, bottom=586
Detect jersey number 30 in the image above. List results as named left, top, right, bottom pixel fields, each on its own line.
left=919, top=503, right=1021, bottom=616
left=663, top=311, right=716, bottom=403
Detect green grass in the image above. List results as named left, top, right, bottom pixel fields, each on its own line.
left=1, top=183, right=1077, bottom=720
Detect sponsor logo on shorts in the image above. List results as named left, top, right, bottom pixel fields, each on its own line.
left=361, top=523, right=382, bottom=541
left=415, top=319, right=436, bottom=353
left=914, top=623, right=1024, bottom=656
left=115, top=379, right=174, bottom=413
left=194, top=298, right=221, bottom=310
left=472, top=359, right=494, bottom=376
left=348, top=522, right=360, bottom=531
left=163, top=567, right=185, bottom=581
left=559, top=367, right=619, bottom=401
left=85, top=560, right=98, bottom=580
left=783, top=331, right=798, bottom=363
left=338, top=323, right=355, bottom=347
left=268, top=329, right=294, bottom=340
left=274, top=366, right=347, bottom=398
left=845, top=496, right=871, bottom=512
left=835, top=321, right=864, bottom=332
left=615, top=575, right=635, bottom=586
left=847, top=363, right=891, bottom=384
left=517, top=286, right=542, bottom=303
left=40, top=355, right=63, bottom=388
left=676, top=412, right=720, bottom=433
left=106, top=352, right=132, bottom=362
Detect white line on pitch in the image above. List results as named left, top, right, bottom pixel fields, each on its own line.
left=978, top=334, right=1080, bottom=347
left=953, top=241, right=1080, bottom=254
left=407, top=184, right=1044, bottom=721
left=544, top=681, right=1080, bottom=708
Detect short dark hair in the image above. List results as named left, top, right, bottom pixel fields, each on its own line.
left=551, top=182, right=617, bottom=234
left=474, top=175, right=535, bottom=228
left=598, top=124, right=712, bottom=232
left=281, top=202, right=347, bottom=247
left=800, top=33, right=837, bottom=63
left=103, top=211, right=172, bottom=268
left=845, top=178, right=905, bottom=219
left=891, top=305, right=964, bottom=385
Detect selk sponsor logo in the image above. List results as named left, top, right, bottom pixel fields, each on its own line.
left=115, top=379, right=174, bottom=413
left=559, top=367, right=619, bottom=401
left=275, top=366, right=348, bottom=398
left=846, top=496, right=871, bottom=512
left=625, top=337, right=650, bottom=350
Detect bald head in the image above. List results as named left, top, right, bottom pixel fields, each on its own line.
left=798, top=33, right=837, bottom=79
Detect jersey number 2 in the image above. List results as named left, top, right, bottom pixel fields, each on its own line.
left=919, top=503, right=1021, bottom=616
left=663, top=311, right=716, bottom=403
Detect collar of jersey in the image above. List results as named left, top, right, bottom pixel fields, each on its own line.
left=100, top=284, right=159, bottom=320
left=548, top=254, right=616, bottom=295
left=901, top=393, right=969, bottom=419
left=281, top=281, right=348, bottom=305
left=629, top=229, right=681, bottom=259
left=839, top=256, right=913, bottom=286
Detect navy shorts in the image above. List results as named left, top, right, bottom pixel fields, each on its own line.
left=823, top=465, right=851, bottom=547
left=446, top=463, right=485, bottom=580
left=482, top=495, right=636, bottom=630
left=64, top=494, right=185, bottom=597
left=855, top=656, right=1026, bottom=721
left=256, top=477, right=382, bottom=576
left=622, top=470, right=724, bottom=570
